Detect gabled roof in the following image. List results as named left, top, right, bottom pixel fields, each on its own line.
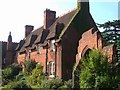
left=19, top=9, right=78, bottom=53
left=35, top=29, right=49, bottom=44
left=18, top=2, right=98, bottom=53
left=46, top=9, right=77, bottom=40
left=19, top=26, right=43, bottom=53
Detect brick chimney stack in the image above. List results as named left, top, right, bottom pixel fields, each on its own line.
left=44, top=9, right=56, bottom=30
left=25, top=25, right=34, bottom=38
left=77, top=0, right=89, bottom=12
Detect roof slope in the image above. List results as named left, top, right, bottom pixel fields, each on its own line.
left=19, top=26, right=43, bottom=53
left=46, top=9, right=77, bottom=40
left=18, top=4, right=98, bottom=53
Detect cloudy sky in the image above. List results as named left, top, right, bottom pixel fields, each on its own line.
left=0, top=0, right=119, bottom=42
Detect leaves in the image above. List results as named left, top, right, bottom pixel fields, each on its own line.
left=79, top=49, right=120, bottom=88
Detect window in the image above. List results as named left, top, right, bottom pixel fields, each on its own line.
left=27, top=51, right=30, bottom=58
left=3, top=58, right=6, bottom=64
left=37, top=44, right=41, bottom=54
left=50, top=40, right=55, bottom=51
left=48, top=61, right=55, bottom=77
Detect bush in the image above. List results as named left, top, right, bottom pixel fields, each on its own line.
left=3, top=80, right=31, bottom=89
left=79, top=49, right=120, bottom=88
left=2, top=63, right=20, bottom=79
left=9, top=63, right=20, bottom=76
left=22, top=59, right=37, bottom=75
left=16, top=72, right=25, bottom=81
left=40, top=78, right=64, bottom=89
left=2, top=63, right=20, bottom=86
left=64, top=79, right=72, bottom=88
left=26, top=63, right=45, bottom=88
left=2, top=68, right=13, bottom=79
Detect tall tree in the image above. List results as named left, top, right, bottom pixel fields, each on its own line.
left=97, top=20, right=120, bottom=60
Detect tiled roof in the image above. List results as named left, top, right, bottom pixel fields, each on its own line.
left=46, top=9, right=77, bottom=40
left=19, top=26, right=43, bottom=53
left=35, top=29, right=49, bottom=44
left=19, top=9, right=78, bottom=53
left=16, top=40, right=25, bottom=51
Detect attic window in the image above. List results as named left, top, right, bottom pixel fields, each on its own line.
left=27, top=51, right=30, bottom=59
left=55, top=22, right=64, bottom=38
left=3, top=58, right=6, bottom=64
left=37, top=44, right=41, bottom=54
left=50, top=40, right=55, bottom=51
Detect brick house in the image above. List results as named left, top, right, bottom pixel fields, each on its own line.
left=0, top=32, right=18, bottom=68
left=16, top=1, right=116, bottom=80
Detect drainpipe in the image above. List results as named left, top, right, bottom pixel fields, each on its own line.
left=46, top=46, right=48, bottom=74
left=55, top=43, right=57, bottom=77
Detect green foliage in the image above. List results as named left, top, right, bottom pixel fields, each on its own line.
left=2, top=63, right=20, bottom=86
left=64, top=79, right=73, bottom=88
left=2, top=68, right=13, bottom=79
left=3, top=80, right=31, bottom=89
left=22, top=59, right=37, bottom=75
left=79, top=49, right=120, bottom=88
left=16, top=72, right=25, bottom=81
left=98, top=20, right=120, bottom=59
left=9, top=63, right=20, bottom=76
left=40, top=78, right=64, bottom=89
left=26, top=63, right=46, bottom=88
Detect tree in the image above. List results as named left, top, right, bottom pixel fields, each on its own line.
left=79, top=49, right=120, bottom=88
left=22, top=59, right=37, bottom=75
left=97, top=20, right=120, bottom=60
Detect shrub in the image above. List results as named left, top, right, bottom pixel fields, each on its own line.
left=2, top=68, right=13, bottom=79
left=40, top=78, right=64, bottom=89
left=22, top=59, right=37, bottom=75
left=9, top=63, right=20, bottom=76
left=79, top=49, right=120, bottom=88
left=26, top=63, right=45, bottom=88
left=64, top=79, right=72, bottom=88
left=16, top=72, right=25, bottom=81
left=3, top=80, right=31, bottom=89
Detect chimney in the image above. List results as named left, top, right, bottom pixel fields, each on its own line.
left=44, top=9, right=56, bottom=30
left=77, top=0, right=89, bottom=12
left=25, top=25, right=34, bottom=37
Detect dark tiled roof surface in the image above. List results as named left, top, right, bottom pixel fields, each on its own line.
left=16, top=40, right=25, bottom=51
left=46, top=9, right=77, bottom=40
left=19, top=9, right=77, bottom=53
left=19, top=26, right=43, bottom=53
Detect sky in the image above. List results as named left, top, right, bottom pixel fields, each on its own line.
left=0, top=0, right=119, bottom=42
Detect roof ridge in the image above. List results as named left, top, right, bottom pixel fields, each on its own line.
left=58, top=8, right=77, bottom=18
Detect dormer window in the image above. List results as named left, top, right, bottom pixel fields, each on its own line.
left=37, top=44, right=41, bottom=54
left=27, top=51, right=30, bottom=59
left=50, top=40, right=55, bottom=51
left=3, top=58, right=6, bottom=64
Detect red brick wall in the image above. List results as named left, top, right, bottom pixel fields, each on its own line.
left=76, top=28, right=116, bottom=65
left=77, top=28, right=101, bottom=63
left=56, top=45, right=62, bottom=79
left=18, top=47, right=47, bottom=72
left=102, top=44, right=116, bottom=62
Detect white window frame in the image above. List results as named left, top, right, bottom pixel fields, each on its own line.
left=3, top=58, right=6, bottom=64
left=37, top=44, right=41, bottom=54
left=49, top=61, right=55, bottom=78
left=27, top=51, right=30, bottom=58
left=50, top=40, right=55, bottom=51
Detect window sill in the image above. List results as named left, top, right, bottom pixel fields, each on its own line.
left=49, top=75, right=55, bottom=78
